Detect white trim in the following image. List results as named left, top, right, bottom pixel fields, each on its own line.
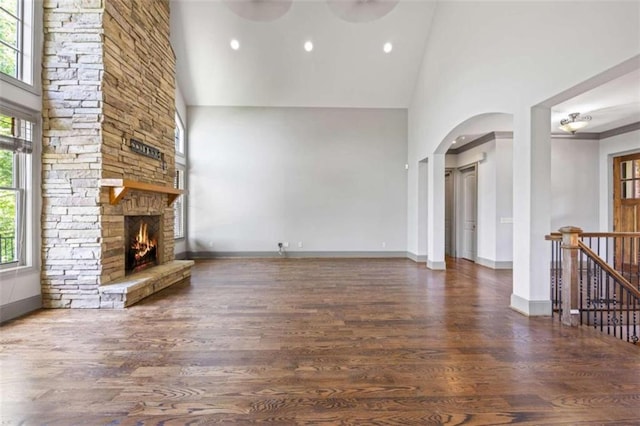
left=0, top=294, right=40, bottom=323
left=510, top=293, right=552, bottom=316
left=175, top=111, right=186, bottom=159
left=188, top=251, right=409, bottom=259
left=476, top=257, right=512, bottom=270
left=406, top=251, right=427, bottom=262
left=0, top=0, right=41, bottom=92
left=426, top=259, right=446, bottom=270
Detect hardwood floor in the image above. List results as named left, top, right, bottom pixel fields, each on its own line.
left=1, top=258, right=639, bottom=425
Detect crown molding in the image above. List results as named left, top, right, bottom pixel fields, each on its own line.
left=447, top=131, right=513, bottom=155
left=599, top=121, right=640, bottom=140
left=447, top=121, right=639, bottom=156
left=550, top=132, right=600, bottom=140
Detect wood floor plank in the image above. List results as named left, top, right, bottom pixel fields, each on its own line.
left=1, top=258, right=639, bottom=424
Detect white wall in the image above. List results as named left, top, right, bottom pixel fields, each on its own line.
left=551, top=137, right=600, bottom=232
left=495, top=138, right=513, bottom=262
left=188, top=107, right=408, bottom=255
left=415, top=160, right=427, bottom=259
left=599, top=129, right=640, bottom=231
left=408, top=1, right=639, bottom=314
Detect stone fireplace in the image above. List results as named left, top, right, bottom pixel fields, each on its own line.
left=40, top=0, right=193, bottom=309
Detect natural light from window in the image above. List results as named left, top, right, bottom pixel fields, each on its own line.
left=0, top=0, right=33, bottom=85
left=0, top=111, right=33, bottom=266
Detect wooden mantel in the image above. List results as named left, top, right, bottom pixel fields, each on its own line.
left=101, top=178, right=183, bottom=206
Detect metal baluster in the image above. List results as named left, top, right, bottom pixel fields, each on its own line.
left=612, top=280, right=618, bottom=339
left=579, top=242, right=584, bottom=325
left=633, top=297, right=639, bottom=344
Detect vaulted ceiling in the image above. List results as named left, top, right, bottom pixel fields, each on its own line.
left=169, top=0, right=639, bottom=137
left=170, top=0, right=436, bottom=108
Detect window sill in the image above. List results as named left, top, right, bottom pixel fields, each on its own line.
left=0, top=264, right=37, bottom=277
left=0, top=73, right=39, bottom=97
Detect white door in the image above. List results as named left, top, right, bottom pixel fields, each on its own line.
left=461, top=167, right=477, bottom=261
left=444, top=171, right=453, bottom=256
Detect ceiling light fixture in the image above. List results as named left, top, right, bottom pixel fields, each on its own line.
left=304, top=41, right=313, bottom=52
left=383, top=42, right=392, bottom=53
left=559, top=112, right=592, bottom=134
left=230, top=39, right=240, bottom=50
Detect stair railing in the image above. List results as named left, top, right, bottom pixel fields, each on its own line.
left=546, top=227, right=640, bottom=344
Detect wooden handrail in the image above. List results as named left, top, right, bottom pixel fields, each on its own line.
left=577, top=240, right=640, bottom=300
left=101, top=178, right=183, bottom=206
left=579, top=232, right=640, bottom=238
left=547, top=232, right=640, bottom=239
left=546, top=232, right=640, bottom=240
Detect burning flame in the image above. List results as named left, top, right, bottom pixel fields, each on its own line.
left=131, top=222, right=157, bottom=261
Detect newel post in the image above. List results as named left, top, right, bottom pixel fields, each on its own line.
left=559, top=226, right=582, bottom=326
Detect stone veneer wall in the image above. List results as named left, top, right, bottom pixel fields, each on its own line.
left=100, top=0, right=176, bottom=283
left=41, top=0, right=176, bottom=308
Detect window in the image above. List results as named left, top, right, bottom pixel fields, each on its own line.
left=620, top=158, right=640, bottom=199
left=175, top=112, right=184, bottom=156
left=0, top=110, right=32, bottom=267
left=174, top=167, right=185, bottom=239
left=174, top=113, right=186, bottom=240
left=0, top=0, right=34, bottom=85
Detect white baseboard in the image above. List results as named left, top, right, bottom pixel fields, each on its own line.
left=476, top=257, right=513, bottom=270
left=188, top=251, right=409, bottom=259
left=0, top=295, right=41, bottom=323
left=510, top=293, right=552, bottom=316
left=427, top=259, right=446, bottom=270
left=406, top=252, right=427, bottom=262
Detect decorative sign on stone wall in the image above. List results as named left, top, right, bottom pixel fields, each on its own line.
left=130, top=138, right=166, bottom=170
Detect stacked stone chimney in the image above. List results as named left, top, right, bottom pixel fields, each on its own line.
left=41, top=0, right=179, bottom=308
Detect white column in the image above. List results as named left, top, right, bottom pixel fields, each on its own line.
left=511, top=105, right=552, bottom=315
left=417, top=160, right=428, bottom=260
left=427, top=153, right=446, bottom=270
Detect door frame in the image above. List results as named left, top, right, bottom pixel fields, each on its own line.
left=612, top=152, right=640, bottom=272
left=455, top=163, right=478, bottom=262
left=613, top=152, right=640, bottom=232
left=444, top=168, right=455, bottom=257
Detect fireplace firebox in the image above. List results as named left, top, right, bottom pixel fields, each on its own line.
left=125, top=215, right=160, bottom=274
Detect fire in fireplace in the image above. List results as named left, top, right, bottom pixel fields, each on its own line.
left=125, top=215, right=160, bottom=273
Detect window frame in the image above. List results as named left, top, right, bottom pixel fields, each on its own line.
left=0, top=0, right=37, bottom=92
left=175, top=112, right=185, bottom=157
left=174, top=111, right=187, bottom=241
left=0, top=151, right=20, bottom=266
left=0, top=105, right=36, bottom=271
left=174, top=165, right=186, bottom=240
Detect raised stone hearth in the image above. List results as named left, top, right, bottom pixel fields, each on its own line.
left=99, top=260, right=194, bottom=308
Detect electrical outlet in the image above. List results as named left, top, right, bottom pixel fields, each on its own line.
left=298, top=241, right=303, bottom=248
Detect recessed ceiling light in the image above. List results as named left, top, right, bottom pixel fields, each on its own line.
left=383, top=42, right=393, bottom=53
left=304, top=41, right=313, bottom=52
left=230, top=39, right=240, bottom=50
left=451, top=140, right=457, bottom=144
